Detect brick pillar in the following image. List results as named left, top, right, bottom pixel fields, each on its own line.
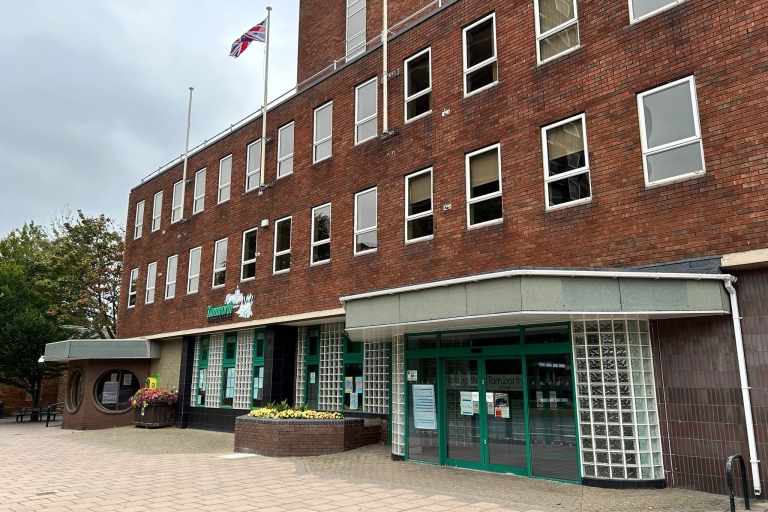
left=175, top=336, right=195, bottom=428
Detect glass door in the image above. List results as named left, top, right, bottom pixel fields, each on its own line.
left=485, top=358, right=526, bottom=472
left=526, top=354, right=578, bottom=481
left=444, top=359, right=482, bottom=467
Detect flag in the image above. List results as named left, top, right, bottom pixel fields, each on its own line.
left=230, top=19, right=267, bottom=58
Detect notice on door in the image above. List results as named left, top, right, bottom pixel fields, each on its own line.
left=102, top=381, right=119, bottom=405
left=549, top=391, right=557, bottom=410
left=460, top=391, right=474, bottom=415
left=536, top=391, right=544, bottom=409
left=413, top=384, right=437, bottom=430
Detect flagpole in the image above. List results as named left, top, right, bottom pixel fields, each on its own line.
left=180, top=86, right=194, bottom=220
left=259, top=6, right=272, bottom=186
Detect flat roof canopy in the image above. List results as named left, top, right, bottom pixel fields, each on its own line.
left=44, top=339, right=161, bottom=362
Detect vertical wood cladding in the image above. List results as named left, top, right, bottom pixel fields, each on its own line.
left=120, top=0, right=768, bottom=339
left=653, top=269, right=768, bottom=495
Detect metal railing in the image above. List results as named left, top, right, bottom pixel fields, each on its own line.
left=138, top=0, right=449, bottom=186
left=726, top=454, right=751, bottom=512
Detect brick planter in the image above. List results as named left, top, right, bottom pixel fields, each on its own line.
left=234, top=416, right=383, bottom=457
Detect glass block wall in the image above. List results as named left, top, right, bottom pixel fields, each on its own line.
left=363, top=342, right=389, bottom=414
left=319, top=322, right=343, bottom=411
left=190, top=337, right=200, bottom=406
left=205, top=334, right=224, bottom=408
left=573, top=319, right=664, bottom=481
left=233, top=329, right=254, bottom=410
left=391, top=335, right=405, bottom=456
left=295, top=327, right=306, bottom=406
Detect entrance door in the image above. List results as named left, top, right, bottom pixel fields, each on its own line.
left=485, top=359, right=526, bottom=471
left=444, top=359, right=482, bottom=466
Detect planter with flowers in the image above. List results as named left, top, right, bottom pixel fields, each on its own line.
left=129, top=388, right=178, bottom=428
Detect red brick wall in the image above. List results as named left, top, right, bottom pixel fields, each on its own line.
left=61, top=360, right=150, bottom=430
left=0, top=377, right=63, bottom=414
left=234, top=417, right=384, bottom=456
left=119, top=0, right=768, bottom=339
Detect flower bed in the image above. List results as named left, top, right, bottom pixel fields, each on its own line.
left=128, top=388, right=178, bottom=409
left=248, top=408, right=343, bottom=420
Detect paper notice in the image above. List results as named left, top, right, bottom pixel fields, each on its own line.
left=460, top=391, right=474, bottom=415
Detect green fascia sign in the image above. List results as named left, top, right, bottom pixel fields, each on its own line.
left=207, top=303, right=234, bottom=323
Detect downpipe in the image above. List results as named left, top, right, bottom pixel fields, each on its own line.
left=725, top=277, right=762, bottom=496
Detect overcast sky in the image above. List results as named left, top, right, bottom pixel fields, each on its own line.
left=0, top=0, right=299, bottom=236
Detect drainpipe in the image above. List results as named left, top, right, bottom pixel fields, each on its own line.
left=724, top=277, right=762, bottom=496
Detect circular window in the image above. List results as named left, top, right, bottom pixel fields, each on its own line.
left=94, top=370, right=140, bottom=412
left=67, top=370, right=84, bottom=412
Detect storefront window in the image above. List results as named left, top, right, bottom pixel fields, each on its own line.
left=441, top=328, right=520, bottom=348
left=343, top=362, right=363, bottom=411
left=221, top=333, right=237, bottom=408
left=95, top=370, right=139, bottom=411
left=252, top=330, right=265, bottom=408
left=524, top=325, right=569, bottom=344
left=197, top=368, right=207, bottom=406
left=407, top=334, right=437, bottom=350
left=305, top=326, right=321, bottom=409
left=407, top=358, right=439, bottom=463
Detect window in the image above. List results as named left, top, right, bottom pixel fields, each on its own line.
left=405, top=169, right=434, bottom=242
left=151, top=191, right=162, bottom=232
left=534, top=0, right=580, bottom=64
left=212, top=238, right=227, bottom=288
left=404, top=49, right=432, bottom=122
left=466, top=144, right=503, bottom=227
left=221, top=334, right=237, bottom=407
left=66, top=370, right=83, bottom=412
left=218, top=155, right=232, bottom=203
left=313, top=102, right=333, bottom=163
left=346, top=0, right=366, bottom=59
left=241, top=228, right=258, bottom=281
left=463, top=14, right=498, bottom=96
left=165, top=255, right=178, bottom=299
left=638, top=76, right=705, bottom=186
left=252, top=330, right=265, bottom=408
left=311, top=203, right=331, bottom=265
left=145, top=261, right=157, bottom=304
left=128, top=268, right=138, bottom=308
left=542, top=114, right=591, bottom=209
left=95, top=370, right=139, bottom=411
left=133, top=201, right=144, bottom=239
left=354, top=188, right=377, bottom=254
left=171, top=180, right=183, bottom=223
left=187, top=246, right=201, bottom=294
left=305, top=326, right=320, bottom=410
left=246, top=140, right=262, bottom=191
left=277, top=123, right=294, bottom=178
left=193, top=168, right=206, bottom=213
left=197, top=337, right=209, bottom=406
left=273, top=216, right=292, bottom=274
left=629, top=0, right=684, bottom=23
left=355, top=78, right=378, bottom=144
left=343, top=336, right=363, bottom=411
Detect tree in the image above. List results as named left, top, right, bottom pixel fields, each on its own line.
left=46, top=210, right=124, bottom=339
left=0, top=224, right=67, bottom=407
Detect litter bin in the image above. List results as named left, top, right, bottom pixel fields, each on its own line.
left=0, top=401, right=4, bottom=419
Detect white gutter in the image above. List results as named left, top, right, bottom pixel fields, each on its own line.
left=340, top=267, right=761, bottom=494
left=724, top=280, right=762, bottom=496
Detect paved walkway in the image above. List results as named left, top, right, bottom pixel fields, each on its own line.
left=0, top=419, right=756, bottom=512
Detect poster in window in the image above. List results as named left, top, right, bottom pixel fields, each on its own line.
left=122, top=373, right=132, bottom=386
left=549, top=391, right=557, bottom=410
left=102, top=381, right=119, bottom=404
left=345, top=376, right=354, bottom=393
left=412, top=384, right=436, bottom=430
left=349, top=392, right=358, bottom=410
left=110, top=373, right=118, bottom=382
left=310, top=372, right=316, bottom=384
left=460, top=391, right=474, bottom=415
left=355, top=376, right=363, bottom=394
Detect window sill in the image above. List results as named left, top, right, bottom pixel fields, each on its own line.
left=212, top=284, right=225, bottom=290
left=273, top=269, right=290, bottom=276
left=467, top=218, right=503, bottom=230
left=311, top=259, right=331, bottom=267
left=186, top=290, right=199, bottom=295
left=405, top=235, right=434, bottom=245
left=313, top=155, right=332, bottom=165
left=276, top=171, right=294, bottom=180
left=645, top=170, right=705, bottom=189
left=354, top=135, right=378, bottom=147
left=405, top=110, right=432, bottom=124
left=630, top=0, right=686, bottom=24
left=463, top=81, right=499, bottom=99
left=164, top=297, right=175, bottom=300
left=354, top=249, right=377, bottom=257
left=192, top=210, right=203, bottom=216
left=240, top=277, right=256, bottom=283
left=537, top=45, right=581, bottom=67
left=217, top=199, right=230, bottom=205
left=127, top=305, right=136, bottom=309
left=545, top=197, right=592, bottom=212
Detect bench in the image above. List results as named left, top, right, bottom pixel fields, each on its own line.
left=45, top=402, right=64, bottom=427
left=15, top=407, right=44, bottom=422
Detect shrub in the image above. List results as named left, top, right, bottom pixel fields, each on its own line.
left=248, top=401, right=342, bottom=420
left=128, top=388, right=178, bottom=409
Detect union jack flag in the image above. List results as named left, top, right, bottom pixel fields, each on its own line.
left=230, top=19, right=267, bottom=58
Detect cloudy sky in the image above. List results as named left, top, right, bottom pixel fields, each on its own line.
left=0, top=0, right=299, bottom=236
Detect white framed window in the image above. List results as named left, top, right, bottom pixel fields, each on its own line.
left=463, top=13, right=498, bottom=96
left=133, top=201, right=144, bottom=239
left=128, top=268, right=138, bottom=308
left=241, top=228, right=258, bottom=281
left=466, top=144, right=503, bottom=227
left=273, top=217, right=292, bottom=274
left=311, top=203, right=331, bottom=265
left=218, top=156, right=232, bottom=203
left=313, top=103, right=333, bottom=163
left=404, top=48, right=432, bottom=123
left=629, top=0, right=685, bottom=23
left=212, top=238, right=228, bottom=288
left=542, top=114, right=592, bottom=210
left=151, top=191, right=163, bottom=232
left=354, top=188, right=377, bottom=255
left=405, top=169, right=434, bottom=243
left=346, top=0, right=366, bottom=59
left=534, top=0, right=580, bottom=64
left=165, top=255, right=178, bottom=299
left=246, top=140, right=262, bottom=191
left=145, top=262, right=157, bottom=304
left=171, top=180, right=183, bottom=223
left=355, top=78, right=378, bottom=145
left=277, top=123, right=294, bottom=179
left=193, top=168, right=206, bottom=213
left=637, top=76, right=705, bottom=187
left=187, top=246, right=201, bottom=294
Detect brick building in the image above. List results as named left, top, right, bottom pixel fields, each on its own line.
left=105, top=0, right=768, bottom=496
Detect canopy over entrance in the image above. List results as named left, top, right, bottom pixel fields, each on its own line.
left=44, top=339, right=161, bottom=362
